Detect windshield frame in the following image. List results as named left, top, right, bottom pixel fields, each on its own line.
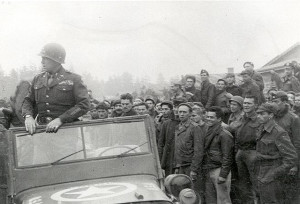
left=12, top=116, right=153, bottom=169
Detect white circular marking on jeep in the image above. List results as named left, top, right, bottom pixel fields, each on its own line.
left=51, top=182, right=137, bottom=202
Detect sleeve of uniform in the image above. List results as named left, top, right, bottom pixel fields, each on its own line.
left=59, top=76, right=90, bottom=123
left=291, top=115, right=300, bottom=173
left=219, top=131, right=234, bottom=178
left=290, top=77, right=300, bottom=93
left=253, top=73, right=264, bottom=91
left=274, top=131, right=298, bottom=177
left=205, top=84, right=216, bottom=109
left=158, top=121, right=167, bottom=161
left=191, top=125, right=205, bottom=172
left=191, top=89, right=201, bottom=102
left=21, top=78, right=36, bottom=117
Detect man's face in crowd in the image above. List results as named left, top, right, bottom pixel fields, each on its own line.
left=97, top=109, right=108, bottom=119
left=190, top=110, right=201, bottom=123
left=156, top=104, right=163, bottom=114
left=146, top=100, right=155, bottom=110
left=230, top=101, right=242, bottom=113
left=216, top=80, right=226, bottom=91
left=257, top=111, right=272, bottom=124
left=226, top=76, right=235, bottom=84
left=242, top=74, right=252, bottom=83
left=121, top=99, right=133, bottom=113
left=200, top=73, right=208, bottom=82
left=243, top=98, right=256, bottom=113
left=170, top=84, right=180, bottom=92
left=41, top=57, right=59, bottom=73
left=161, top=104, right=171, bottom=117
left=186, top=78, right=195, bottom=88
left=138, top=105, right=149, bottom=115
left=285, top=68, right=293, bottom=77
left=244, top=63, right=254, bottom=70
left=288, top=93, right=295, bottom=105
left=295, top=96, right=300, bottom=103
left=114, top=104, right=123, bottom=113
left=272, top=98, right=285, bottom=111
left=206, top=111, right=221, bottom=127
left=178, top=105, right=191, bottom=122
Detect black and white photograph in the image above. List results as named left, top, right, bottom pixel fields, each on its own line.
left=0, top=0, right=300, bottom=203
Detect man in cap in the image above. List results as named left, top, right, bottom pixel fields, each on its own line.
left=239, top=69, right=262, bottom=104
left=145, top=95, right=158, bottom=118
left=173, top=97, right=188, bottom=118
left=22, top=43, right=90, bottom=134
left=213, top=78, right=232, bottom=123
left=158, top=100, right=180, bottom=176
left=174, top=103, right=204, bottom=183
left=170, top=81, right=186, bottom=101
left=202, top=106, right=234, bottom=204
left=111, top=99, right=123, bottom=118
left=256, top=103, right=297, bottom=204
left=282, top=63, right=300, bottom=93
left=120, top=93, right=137, bottom=116
left=235, top=95, right=260, bottom=204
left=272, top=91, right=300, bottom=203
left=90, top=102, right=109, bottom=119
left=225, top=73, right=243, bottom=96
left=184, top=75, right=201, bottom=102
left=226, top=95, right=244, bottom=134
left=243, top=62, right=264, bottom=91
left=136, top=102, right=149, bottom=115
left=200, top=69, right=215, bottom=109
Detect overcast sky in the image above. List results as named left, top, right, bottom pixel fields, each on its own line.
left=0, top=1, right=300, bottom=82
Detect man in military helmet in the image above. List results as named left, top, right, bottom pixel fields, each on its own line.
left=22, top=43, right=90, bottom=133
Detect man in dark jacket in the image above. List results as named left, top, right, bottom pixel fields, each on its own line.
left=225, top=73, right=243, bottom=96
left=240, top=69, right=262, bottom=104
left=111, top=99, right=123, bottom=117
left=200, top=69, right=215, bottom=109
left=145, top=95, right=158, bottom=118
left=158, top=101, right=180, bottom=176
left=256, top=103, right=297, bottom=204
left=120, top=93, right=137, bottom=116
left=282, top=63, right=300, bottom=93
left=203, top=106, right=234, bottom=204
left=174, top=103, right=204, bottom=181
left=235, top=95, right=260, bottom=204
left=185, top=75, right=201, bottom=102
left=272, top=91, right=300, bottom=203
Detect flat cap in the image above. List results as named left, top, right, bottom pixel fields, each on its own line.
left=272, top=91, right=288, bottom=100
left=95, top=102, right=109, bottom=110
left=256, top=103, right=279, bottom=114
left=145, top=95, right=157, bottom=104
left=111, top=99, right=121, bottom=107
left=200, top=69, right=209, bottom=76
left=161, top=100, right=174, bottom=109
left=185, top=75, right=196, bottom=82
left=173, top=97, right=188, bottom=106
left=240, top=69, right=252, bottom=76
left=193, top=102, right=204, bottom=108
left=178, top=102, right=193, bottom=110
left=229, top=96, right=244, bottom=107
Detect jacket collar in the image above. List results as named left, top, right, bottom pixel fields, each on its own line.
left=244, top=111, right=257, bottom=121
left=176, top=119, right=191, bottom=134
left=263, top=119, right=276, bottom=133
left=48, top=66, right=67, bottom=88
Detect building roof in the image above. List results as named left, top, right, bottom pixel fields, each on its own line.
left=257, top=42, right=300, bottom=73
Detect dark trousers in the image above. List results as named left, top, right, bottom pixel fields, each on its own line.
left=257, top=180, right=284, bottom=204
left=235, top=149, right=257, bottom=204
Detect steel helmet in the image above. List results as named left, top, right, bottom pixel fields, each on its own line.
left=39, top=43, right=66, bottom=64
left=164, top=174, right=193, bottom=198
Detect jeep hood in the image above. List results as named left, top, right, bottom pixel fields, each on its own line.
left=16, top=175, right=171, bottom=204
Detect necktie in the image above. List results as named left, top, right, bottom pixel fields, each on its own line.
left=47, top=74, right=54, bottom=86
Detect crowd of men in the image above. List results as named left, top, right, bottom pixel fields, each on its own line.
left=1, top=43, right=300, bottom=204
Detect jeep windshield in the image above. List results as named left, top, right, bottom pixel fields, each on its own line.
left=14, top=119, right=150, bottom=167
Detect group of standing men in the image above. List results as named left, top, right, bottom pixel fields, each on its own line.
left=0, top=42, right=299, bottom=204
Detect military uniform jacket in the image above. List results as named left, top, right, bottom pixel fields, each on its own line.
left=256, top=120, right=297, bottom=183
left=174, top=119, right=204, bottom=172
left=200, top=80, right=215, bottom=109
left=22, top=66, right=90, bottom=123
